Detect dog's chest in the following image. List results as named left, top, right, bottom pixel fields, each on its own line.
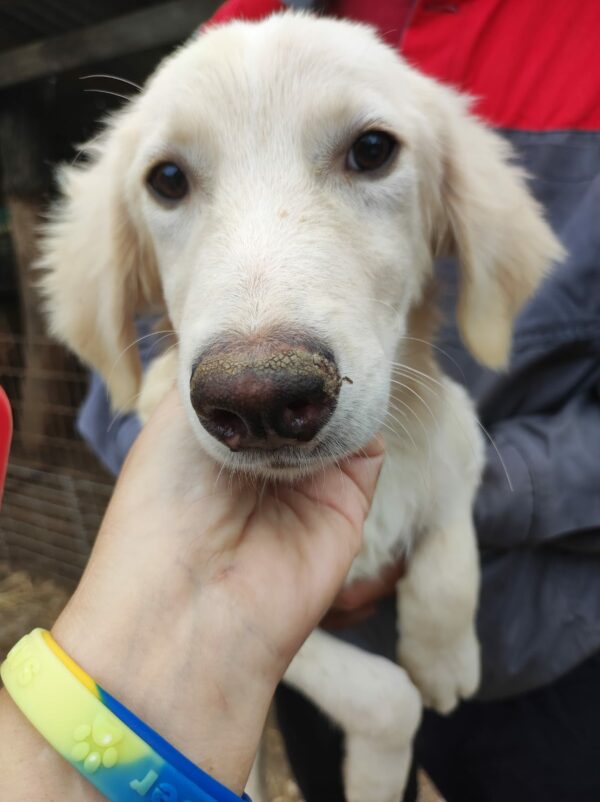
left=344, top=377, right=484, bottom=586
left=345, top=443, right=428, bottom=585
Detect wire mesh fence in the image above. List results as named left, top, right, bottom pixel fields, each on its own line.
left=0, top=331, right=114, bottom=587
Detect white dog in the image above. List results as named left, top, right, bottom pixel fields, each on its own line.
left=40, top=13, right=563, bottom=802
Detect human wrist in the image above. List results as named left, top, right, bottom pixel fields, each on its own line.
left=43, top=438, right=283, bottom=794
left=51, top=572, right=275, bottom=796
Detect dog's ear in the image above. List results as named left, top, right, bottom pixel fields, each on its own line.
left=425, top=89, right=564, bottom=369
left=39, top=113, right=160, bottom=411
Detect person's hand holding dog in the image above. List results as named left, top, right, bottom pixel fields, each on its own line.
left=1, top=389, right=384, bottom=799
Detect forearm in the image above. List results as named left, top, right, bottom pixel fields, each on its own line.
left=0, top=495, right=274, bottom=799
left=0, top=566, right=274, bottom=800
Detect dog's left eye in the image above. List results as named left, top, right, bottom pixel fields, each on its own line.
left=347, top=131, right=397, bottom=172
left=147, top=161, right=189, bottom=202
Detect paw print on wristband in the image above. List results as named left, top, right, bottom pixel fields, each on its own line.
left=70, top=711, right=124, bottom=773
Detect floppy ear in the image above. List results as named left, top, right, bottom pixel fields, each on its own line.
left=427, top=89, right=565, bottom=368
left=39, top=114, right=160, bottom=411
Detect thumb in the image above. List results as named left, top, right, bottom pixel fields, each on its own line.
left=341, top=435, right=386, bottom=517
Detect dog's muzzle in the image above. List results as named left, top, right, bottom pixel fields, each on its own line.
left=189, top=332, right=341, bottom=451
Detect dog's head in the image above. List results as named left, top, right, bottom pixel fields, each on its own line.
left=40, top=14, right=563, bottom=476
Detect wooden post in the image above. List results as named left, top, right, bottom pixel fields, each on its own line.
left=0, top=88, right=71, bottom=453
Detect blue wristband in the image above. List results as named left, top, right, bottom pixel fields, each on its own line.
left=99, top=685, right=252, bottom=802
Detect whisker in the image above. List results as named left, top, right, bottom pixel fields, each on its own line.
left=226, top=463, right=236, bottom=496
left=257, top=476, right=268, bottom=514
left=388, top=397, right=432, bottom=466
left=383, top=408, right=418, bottom=452
left=375, top=416, right=430, bottom=490
left=391, top=363, right=513, bottom=490
left=363, top=295, right=401, bottom=321
left=308, top=466, right=321, bottom=506
left=80, top=74, right=142, bottom=92
left=391, top=362, right=444, bottom=393
left=107, top=329, right=176, bottom=384
left=387, top=396, right=410, bottom=419
left=476, top=423, right=513, bottom=491
left=325, top=436, right=346, bottom=484
left=316, top=448, right=331, bottom=489
left=395, top=335, right=466, bottom=381
left=71, top=133, right=102, bottom=166
left=389, top=396, right=429, bottom=436
left=390, top=370, right=441, bottom=404
left=369, top=295, right=501, bottom=479
left=83, top=88, right=133, bottom=103
left=214, top=459, right=228, bottom=491
left=273, top=477, right=281, bottom=517
left=389, top=376, right=439, bottom=428
left=355, top=445, right=370, bottom=461
left=106, top=389, right=141, bottom=434
left=157, top=342, right=179, bottom=360
left=364, top=296, right=465, bottom=379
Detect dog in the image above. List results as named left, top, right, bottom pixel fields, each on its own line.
left=39, top=13, right=563, bottom=801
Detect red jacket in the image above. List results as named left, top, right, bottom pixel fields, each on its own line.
left=209, top=0, right=600, bottom=131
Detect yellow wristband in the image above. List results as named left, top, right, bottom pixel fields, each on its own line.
left=1, top=629, right=250, bottom=801
left=2, top=629, right=145, bottom=773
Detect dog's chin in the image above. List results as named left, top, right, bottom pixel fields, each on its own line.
left=212, top=438, right=351, bottom=482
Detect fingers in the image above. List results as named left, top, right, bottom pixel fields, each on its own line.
left=358, top=433, right=386, bottom=460
left=335, top=558, right=407, bottom=609
left=321, top=557, right=407, bottom=630
left=340, top=434, right=386, bottom=509
left=277, top=436, right=385, bottom=546
left=320, top=603, right=378, bottom=630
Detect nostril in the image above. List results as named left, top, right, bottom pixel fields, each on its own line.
left=210, top=408, right=245, bottom=434
left=205, top=408, right=247, bottom=449
left=278, top=398, right=330, bottom=440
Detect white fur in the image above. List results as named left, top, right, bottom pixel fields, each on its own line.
left=38, top=13, right=563, bottom=801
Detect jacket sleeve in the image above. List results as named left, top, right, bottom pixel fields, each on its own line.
left=474, top=379, right=600, bottom=550
left=76, top=318, right=162, bottom=476
left=77, top=372, right=141, bottom=476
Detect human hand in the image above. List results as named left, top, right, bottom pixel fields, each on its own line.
left=50, top=389, right=384, bottom=793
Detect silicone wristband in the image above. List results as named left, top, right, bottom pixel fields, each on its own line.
left=1, top=630, right=251, bottom=802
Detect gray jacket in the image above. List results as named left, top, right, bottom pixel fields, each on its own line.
left=437, top=129, right=600, bottom=699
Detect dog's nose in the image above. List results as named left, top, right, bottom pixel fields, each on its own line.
left=190, top=334, right=341, bottom=450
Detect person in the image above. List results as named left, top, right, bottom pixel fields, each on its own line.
left=0, top=390, right=384, bottom=799
left=77, top=1, right=600, bottom=800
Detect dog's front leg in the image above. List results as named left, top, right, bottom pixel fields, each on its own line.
left=285, top=628, right=421, bottom=802
left=397, top=516, right=480, bottom=713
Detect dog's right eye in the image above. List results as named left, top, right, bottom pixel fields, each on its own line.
left=147, top=162, right=188, bottom=202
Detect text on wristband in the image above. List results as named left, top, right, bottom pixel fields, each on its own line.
left=130, top=769, right=203, bottom=801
